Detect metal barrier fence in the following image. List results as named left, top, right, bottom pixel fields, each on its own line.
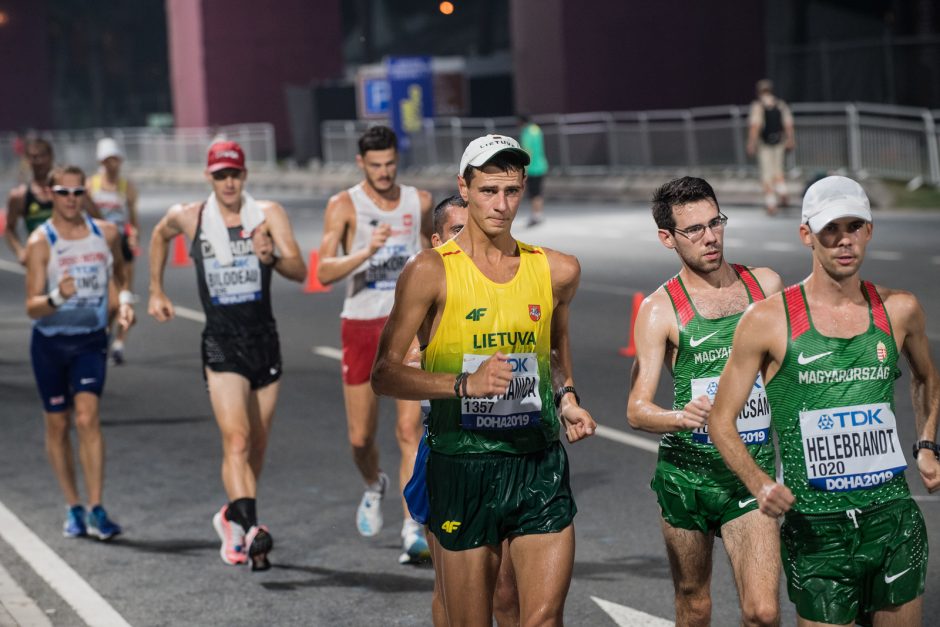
left=322, top=103, right=940, bottom=185
left=0, top=123, right=276, bottom=174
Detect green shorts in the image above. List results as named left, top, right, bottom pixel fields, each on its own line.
left=781, top=498, right=927, bottom=626
left=427, top=441, right=576, bottom=551
left=651, top=465, right=758, bottom=535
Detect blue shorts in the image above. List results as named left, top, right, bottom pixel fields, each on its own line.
left=30, top=328, right=108, bottom=412
left=404, top=435, right=430, bottom=525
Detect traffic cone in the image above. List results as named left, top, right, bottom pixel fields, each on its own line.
left=0, top=210, right=5, bottom=236
left=171, top=234, right=191, bottom=267
left=303, top=251, right=331, bottom=293
left=618, top=292, right=645, bottom=357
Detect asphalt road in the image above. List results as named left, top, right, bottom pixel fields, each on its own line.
left=0, top=183, right=938, bottom=626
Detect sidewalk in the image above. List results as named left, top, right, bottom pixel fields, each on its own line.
left=124, top=163, right=810, bottom=206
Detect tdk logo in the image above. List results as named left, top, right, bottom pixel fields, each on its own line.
left=465, top=308, right=487, bottom=321
left=508, top=357, right=530, bottom=373
left=817, top=414, right=834, bottom=430
left=832, top=408, right=883, bottom=428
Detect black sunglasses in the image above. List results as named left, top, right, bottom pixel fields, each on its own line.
left=211, top=169, right=242, bottom=181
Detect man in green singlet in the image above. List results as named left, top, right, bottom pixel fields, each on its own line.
left=372, top=134, right=595, bottom=626
left=627, top=176, right=784, bottom=626
left=5, top=138, right=55, bottom=264
left=711, top=175, right=940, bottom=627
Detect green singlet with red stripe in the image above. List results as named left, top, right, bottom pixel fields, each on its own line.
left=657, top=264, right=776, bottom=486
left=767, top=282, right=910, bottom=514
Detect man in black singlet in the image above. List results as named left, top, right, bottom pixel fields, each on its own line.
left=148, top=141, right=306, bottom=571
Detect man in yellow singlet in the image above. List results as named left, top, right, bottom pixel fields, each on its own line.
left=372, top=134, right=596, bottom=626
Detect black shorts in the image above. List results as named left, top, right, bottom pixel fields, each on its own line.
left=119, top=233, right=134, bottom=262
left=201, top=330, right=281, bottom=390
left=526, top=175, right=544, bottom=199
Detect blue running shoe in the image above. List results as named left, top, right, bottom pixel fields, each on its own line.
left=63, top=505, right=87, bottom=538
left=86, top=505, right=122, bottom=541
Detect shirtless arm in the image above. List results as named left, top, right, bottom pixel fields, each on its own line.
left=887, top=289, right=940, bottom=492
left=24, top=230, right=61, bottom=318
left=147, top=203, right=189, bottom=322
left=126, top=180, right=140, bottom=245
left=546, top=249, right=595, bottom=442
left=371, top=250, right=512, bottom=401
left=253, top=202, right=306, bottom=282
left=99, top=220, right=134, bottom=329
left=5, top=188, right=27, bottom=263
left=626, top=290, right=709, bottom=433
left=418, top=189, right=434, bottom=248
left=711, top=300, right=795, bottom=516
left=316, top=192, right=389, bottom=285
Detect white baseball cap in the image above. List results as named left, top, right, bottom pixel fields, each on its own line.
left=801, top=175, right=872, bottom=233
left=458, top=134, right=530, bottom=175
left=96, top=137, right=123, bottom=161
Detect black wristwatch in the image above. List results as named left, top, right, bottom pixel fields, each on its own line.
left=912, top=440, right=939, bottom=460
left=554, top=385, right=580, bottom=409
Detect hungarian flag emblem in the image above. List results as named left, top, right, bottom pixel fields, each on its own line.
left=529, top=304, right=541, bottom=322
left=403, top=214, right=413, bottom=227
left=876, top=341, right=887, bottom=362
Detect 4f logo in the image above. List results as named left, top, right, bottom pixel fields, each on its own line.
left=466, top=308, right=487, bottom=321
left=529, top=304, right=541, bottom=322
left=441, top=520, right=461, bottom=533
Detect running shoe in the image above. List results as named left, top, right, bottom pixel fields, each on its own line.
left=212, top=505, right=247, bottom=565
left=356, top=472, right=389, bottom=537
left=109, top=347, right=125, bottom=366
left=86, top=505, right=122, bottom=540
left=63, top=505, right=87, bottom=538
left=400, top=518, right=430, bottom=564
left=245, top=525, right=273, bottom=572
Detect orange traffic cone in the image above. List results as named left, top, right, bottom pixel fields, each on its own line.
left=618, top=292, right=645, bottom=357
left=0, top=210, right=6, bottom=236
left=303, top=251, right=331, bottom=293
left=171, top=234, right=191, bottom=267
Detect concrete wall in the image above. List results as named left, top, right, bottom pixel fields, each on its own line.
left=166, top=0, right=344, bottom=152
left=512, top=0, right=765, bottom=113
left=0, top=0, right=52, bottom=130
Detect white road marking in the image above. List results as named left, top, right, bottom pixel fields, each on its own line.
left=594, top=425, right=660, bottom=453
left=173, top=305, right=206, bottom=323
left=592, top=596, right=673, bottom=626
left=0, top=501, right=130, bottom=627
left=0, top=558, right=52, bottom=627
left=312, top=346, right=343, bottom=360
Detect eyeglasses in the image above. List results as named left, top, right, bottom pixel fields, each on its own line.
left=52, top=186, right=85, bottom=197
left=211, top=168, right=242, bottom=181
left=672, top=213, right=728, bottom=242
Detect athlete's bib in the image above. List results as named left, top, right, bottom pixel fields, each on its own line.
left=799, top=402, right=906, bottom=491
left=459, top=352, right=542, bottom=430
left=203, top=254, right=262, bottom=305
left=364, top=243, right=410, bottom=291
left=691, top=374, right=771, bottom=445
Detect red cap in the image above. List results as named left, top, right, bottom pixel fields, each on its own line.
left=206, top=141, right=246, bottom=172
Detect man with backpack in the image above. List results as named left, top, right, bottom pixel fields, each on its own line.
left=747, top=79, right=795, bottom=216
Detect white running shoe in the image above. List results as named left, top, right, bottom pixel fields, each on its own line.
left=356, top=472, right=388, bottom=537
left=400, top=518, right=430, bottom=564
left=212, top=505, right=247, bottom=565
